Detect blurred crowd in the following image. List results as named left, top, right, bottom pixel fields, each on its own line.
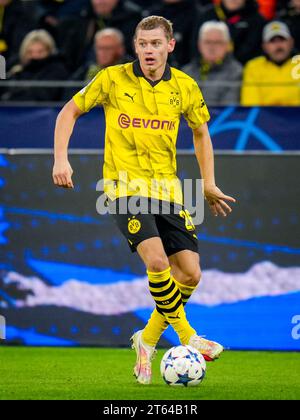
left=0, top=0, right=299, bottom=105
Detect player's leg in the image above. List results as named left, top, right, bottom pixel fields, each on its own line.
left=137, top=237, right=197, bottom=344
left=131, top=237, right=198, bottom=384
left=139, top=208, right=199, bottom=351
left=141, top=249, right=201, bottom=348
left=170, top=249, right=201, bottom=304
left=110, top=198, right=213, bottom=382
left=143, top=249, right=223, bottom=360
left=142, top=203, right=224, bottom=360
left=142, top=249, right=201, bottom=348
left=169, top=250, right=224, bottom=360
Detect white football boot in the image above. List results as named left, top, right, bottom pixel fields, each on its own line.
left=131, top=330, right=157, bottom=385
left=188, top=334, right=224, bottom=361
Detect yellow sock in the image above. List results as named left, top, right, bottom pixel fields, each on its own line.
left=174, top=278, right=197, bottom=306
left=142, top=278, right=197, bottom=347
left=142, top=308, right=168, bottom=347
left=143, top=267, right=196, bottom=346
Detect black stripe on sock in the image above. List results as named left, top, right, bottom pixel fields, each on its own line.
left=156, top=305, right=164, bottom=315
left=154, top=288, right=181, bottom=307
left=149, top=279, right=170, bottom=289
left=150, top=281, right=175, bottom=297
left=156, top=295, right=182, bottom=314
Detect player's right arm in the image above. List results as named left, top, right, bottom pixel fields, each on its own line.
left=52, top=68, right=111, bottom=188
left=53, top=99, right=84, bottom=188
left=182, top=78, right=236, bottom=216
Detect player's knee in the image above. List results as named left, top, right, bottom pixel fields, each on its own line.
left=183, top=267, right=202, bottom=287
left=147, top=256, right=169, bottom=273
left=193, top=267, right=202, bottom=285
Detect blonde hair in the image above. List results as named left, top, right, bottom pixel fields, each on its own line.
left=199, top=21, right=231, bottom=42
left=134, top=16, right=174, bottom=41
left=19, top=30, right=57, bottom=65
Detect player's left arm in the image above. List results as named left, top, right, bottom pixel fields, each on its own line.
left=193, top=123, right=236, bottom=217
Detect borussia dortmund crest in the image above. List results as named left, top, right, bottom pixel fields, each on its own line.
left=128, top=216, right=141, bottom=234
left=169, top=91, right=180, bottom=107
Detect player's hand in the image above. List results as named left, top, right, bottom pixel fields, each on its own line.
left=52, top=159, right=74, bottom=189
left=204, top=184, right=236, bottom=217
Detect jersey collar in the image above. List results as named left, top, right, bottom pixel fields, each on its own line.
left=132, top=60, right=171, bottom=87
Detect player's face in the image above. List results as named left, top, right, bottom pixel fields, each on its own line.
left=263, top=36, right=293, bottom=63
left=199, top=29, right=230, bottom=64
left=134, top=28, right=175, bottom=78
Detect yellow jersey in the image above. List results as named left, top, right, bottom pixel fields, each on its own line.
left=73, top=60, right=210, bottom=204
left=241, top=56, right=300, bottom=106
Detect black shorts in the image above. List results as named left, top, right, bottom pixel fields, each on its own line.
left=108, top=197, right=198, bottom=257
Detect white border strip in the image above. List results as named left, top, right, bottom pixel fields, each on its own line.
left=1, top=149, right=300, bottom=156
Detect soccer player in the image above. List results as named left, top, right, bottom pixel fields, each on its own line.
left=53, top=16, right=236, bottom=385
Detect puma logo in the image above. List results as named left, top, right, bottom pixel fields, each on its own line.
left=124, top=92, right=136, bottom=102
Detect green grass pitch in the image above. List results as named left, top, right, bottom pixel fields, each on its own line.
left=0, top=347, right=300, bottom=400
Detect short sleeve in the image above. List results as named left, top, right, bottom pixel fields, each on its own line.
left=183, top=82, right=210, bottom=129
left=73, top=68, right=110, bottom=112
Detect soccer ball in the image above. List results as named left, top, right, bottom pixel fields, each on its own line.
left=160, top=345, right=206, bottom=387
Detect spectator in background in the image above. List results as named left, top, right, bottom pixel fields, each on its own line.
left=37, top=0, right=90, bottom=38
left=183, top=21, right=242, bottom=105
left=82, top=28, right=130, bottom=80
left=64, top=28, right=131, bottom=98
left=0, top=0, right=36, bottom=69
left=147, top=0, right=199, bottom=67
left=197, top=0, right=266, bottom=64
left=54, top=0, right=142, bottom=72
left=89, top=0, right=142, bottom=55
left=36, top=0, right=91, bottom=72
left=2, top=30, right=68, bottom=102
left=241, top=21, right=300, bottom=105
left=278, top=0, right=300, bottom=52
